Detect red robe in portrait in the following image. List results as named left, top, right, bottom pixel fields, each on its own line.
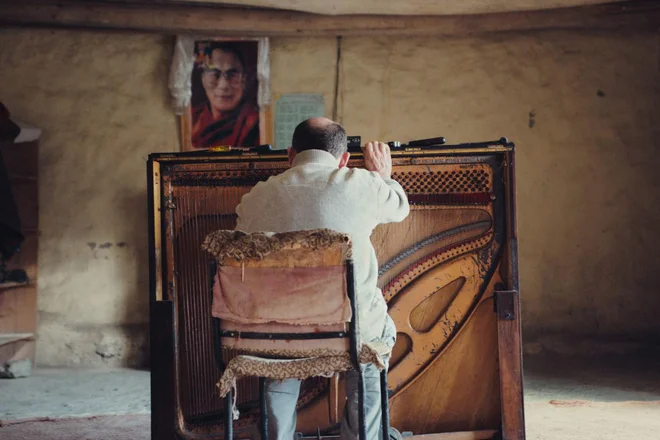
left=191, top=102, right=259, bottom=149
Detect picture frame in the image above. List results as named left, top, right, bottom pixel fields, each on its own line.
left=171, top=37, right=270, bottom=151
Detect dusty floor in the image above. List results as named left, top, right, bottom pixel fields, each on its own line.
left=1, top=354, right=659, bottom=439
left=0, top=367, right=150, bottom=420
left=522, top=354, right=660, bottom=440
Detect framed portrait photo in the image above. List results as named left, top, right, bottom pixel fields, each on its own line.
left=174, top=37, right=270, bottom=151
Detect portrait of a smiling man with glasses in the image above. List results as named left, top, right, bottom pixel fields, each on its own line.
left=191, top=42, right=260, bottom=149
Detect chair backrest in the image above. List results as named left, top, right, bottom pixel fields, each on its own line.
left=203, top=229, right=356, bottom=356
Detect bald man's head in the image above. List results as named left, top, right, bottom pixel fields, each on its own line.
left=291, top=117, right=347, bottom=158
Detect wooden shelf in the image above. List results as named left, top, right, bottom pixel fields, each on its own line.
left=0, top=333, right=34, bottom=347
left=0, top=281, right=30, bottom=291
left=9, top=175, right=37, bottom=183
left=0, top=139, right=38, bottom=365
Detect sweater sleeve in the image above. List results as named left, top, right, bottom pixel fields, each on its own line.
left=375, top=177, right=410, bottom=224
left=234, top=193, right=251, bottom=232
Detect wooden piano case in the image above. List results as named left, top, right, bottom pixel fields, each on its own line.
left=147, top=139, right=524, bottom=439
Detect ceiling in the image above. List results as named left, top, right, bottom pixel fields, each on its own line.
left=161, top=0, right=628, bottom=16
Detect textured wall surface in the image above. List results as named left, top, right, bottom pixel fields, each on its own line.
left=335, top=32, right=660, bottom=350
left=0, top=29, right=177, bottom=366
left=0, top=27, right=658, bottom=366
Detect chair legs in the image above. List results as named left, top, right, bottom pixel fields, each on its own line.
left=226, top=371, right=389, bottom=440
left=380, top=370, right=390, bottom=440
left=224, top=380, right=268, bottom=440
left=259, top=377, right=269, bottom=440
left=225, top=389, right=233, bottom=440
left=359, top=367, right=391, bottom=439
left=357, top=367, right=367, bottom=440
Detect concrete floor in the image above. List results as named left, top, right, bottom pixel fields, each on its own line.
left=0, top=368, right=150, bottom=420
left=523, top=354, right=660, bottom=440
left=1, top=354, right=659, bottom=439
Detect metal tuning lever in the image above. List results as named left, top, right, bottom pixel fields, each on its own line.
left=346, top=135, right=447, bottom=152
left=246, top=144, right=275, bottom=154
left=406, top=137, right=447, bottom=147
left=206, top=144, right=275, bottom=154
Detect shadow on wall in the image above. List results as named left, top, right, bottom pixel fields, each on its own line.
left=36, top=189, right=151, bottom=368
left=83, top=188, right=151, bottom=368
left=115, top=189, right=151, bottom=368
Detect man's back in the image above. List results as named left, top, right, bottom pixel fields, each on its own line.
left=235, top=149, right=409, bottom=342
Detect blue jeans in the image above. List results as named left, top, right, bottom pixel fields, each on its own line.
left=265, top=316, right=396, bottom=440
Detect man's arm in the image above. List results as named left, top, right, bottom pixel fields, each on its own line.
left=363, top=141, right=410, bottom=224
left=234, top=194, right=251, bottom=232
left=375, top=177, right=409, bottom=223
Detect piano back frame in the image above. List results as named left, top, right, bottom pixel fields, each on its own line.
left=147, top=141, right=525, bottom=440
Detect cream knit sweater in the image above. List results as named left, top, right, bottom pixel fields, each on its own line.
left=235, top=149, right=410, bottom=343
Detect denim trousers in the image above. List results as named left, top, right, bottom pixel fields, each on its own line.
left=264, top=316, right=396, bottom=440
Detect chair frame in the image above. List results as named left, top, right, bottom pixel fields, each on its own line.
left=208, top=259, right=391, bottom=440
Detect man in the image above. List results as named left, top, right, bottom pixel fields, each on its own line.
left=191, top=43, right=260, bottom=148
left=235, top=117, right=410, bottom=439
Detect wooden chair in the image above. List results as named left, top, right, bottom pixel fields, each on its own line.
left=203, top=229, right=391, bottom=440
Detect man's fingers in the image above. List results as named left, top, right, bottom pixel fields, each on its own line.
left=366, top=142, right=382, bottom=153
left=361, top=141, right=391, bottom=178
left=375, top=142, right=389, bottom=158
left=363, top=141, right=391, bottom=163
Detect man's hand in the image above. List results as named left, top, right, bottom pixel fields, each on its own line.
left=363, top=141, right=392, bottom=180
